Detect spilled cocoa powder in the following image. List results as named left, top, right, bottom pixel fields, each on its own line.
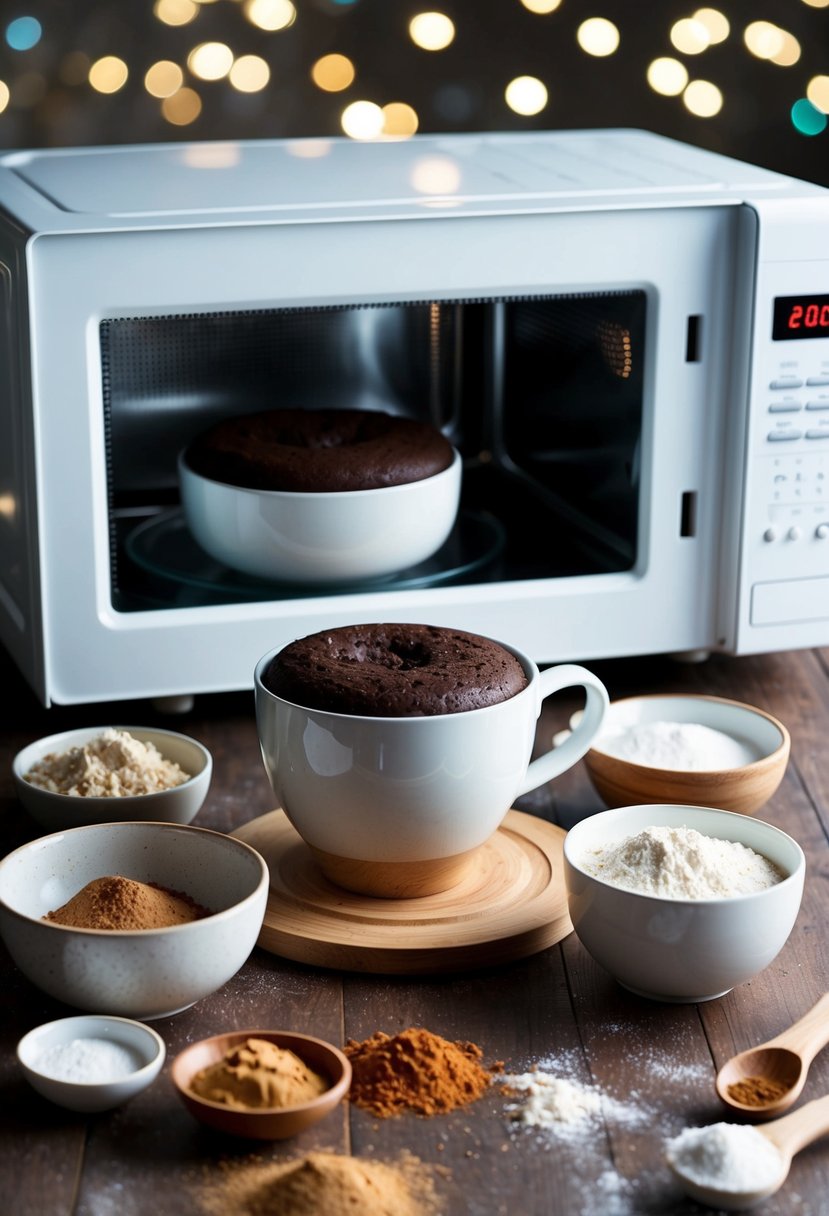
left=44, top=874, right=210, bottom=929
left=199, top=1151, right=439, bottom=1216
left=344, top=1026, right=499, bottom=1117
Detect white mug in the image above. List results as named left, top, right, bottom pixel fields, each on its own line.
left=254, top=639, right=608, bottom=897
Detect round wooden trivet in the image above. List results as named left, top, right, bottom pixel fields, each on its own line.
left=231, top=808, right=572, bottom=975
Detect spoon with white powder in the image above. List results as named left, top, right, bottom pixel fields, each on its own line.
left=665, top=1094, right=829, bottom=1210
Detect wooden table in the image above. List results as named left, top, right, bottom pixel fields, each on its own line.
left=1, top=643, right=828, bottom=1216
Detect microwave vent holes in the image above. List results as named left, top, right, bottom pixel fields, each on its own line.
left=597, top=321, right=633, bottom=379
left=685, top=315, right=703, bottom=364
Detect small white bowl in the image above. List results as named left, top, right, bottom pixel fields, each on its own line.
left=12, top=726, right=212, bottom=832
left=0, top=821, right=268, bottom=1019
left=563, top=804, right=805, bottom=1003
left=178, top=448, right=461, bottom=584
left=17, top=1015, right=165, bottom=1112
left=584, top=694, right=790, bottom=816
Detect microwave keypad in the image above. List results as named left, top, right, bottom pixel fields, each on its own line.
left=766, top=362, right=829, bottom=444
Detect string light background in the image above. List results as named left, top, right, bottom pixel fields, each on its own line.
left=0, top=1, right=827, bottom=184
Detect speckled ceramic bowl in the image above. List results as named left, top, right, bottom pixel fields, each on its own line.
left=0, top=822, right=268, bottom=1019
left=17, top=1015, right=165, bottom=1112
left=12, top=725, right=212, bottom=832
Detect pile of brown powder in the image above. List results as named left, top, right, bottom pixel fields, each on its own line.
left=200, top=1151, right=438, bottom=1216
left=25, top=727, right=191, bottom=797
left=344, top=1026, right=497, bottom=1117
left=190, top=1038, right=328, bottom=1110
left=45, top=874, right=210, bottom=929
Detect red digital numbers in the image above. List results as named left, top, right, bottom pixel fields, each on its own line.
left=788, top=303, right=829, bottom=330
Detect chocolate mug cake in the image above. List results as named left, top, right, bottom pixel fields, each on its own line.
left=263, top=623, right=529, bottom=717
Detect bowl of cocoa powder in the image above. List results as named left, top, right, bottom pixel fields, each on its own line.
left=0, top=821, right=269, bottom=1019
left=12, top=725, right=213, bottom=832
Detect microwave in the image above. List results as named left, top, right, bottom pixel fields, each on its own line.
left=1, top=128, right=829, bottom=707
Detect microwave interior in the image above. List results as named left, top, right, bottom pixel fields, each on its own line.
left=103, top=290, right=647, bottom=611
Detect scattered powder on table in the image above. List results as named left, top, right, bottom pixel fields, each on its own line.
left=581, top=824, right=784, bottom=899
left=498, top=1067, right=646, bottom=1140
left=44, top=874, right=210, bottom=929
left=24, top=727, right=190, bottom=797
left=33, top=1037, right=143, bottom=1083
left=343, top=1026, right=499, bottom=1117
left=596, top=720, right=758, bottom=770
left=665, top=1122, right=783, bottom=1194
left=198, top=1151, right=439, bottom=1216
left=190, top=1038, right=327, bottom=1110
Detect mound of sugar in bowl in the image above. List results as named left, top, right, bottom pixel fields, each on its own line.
left=24, top=728, right=190, bottom=797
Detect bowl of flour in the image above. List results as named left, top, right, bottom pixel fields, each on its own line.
left=563, top=803, right=805, bottom=1002
left=583, top=694, right=790, bottom=817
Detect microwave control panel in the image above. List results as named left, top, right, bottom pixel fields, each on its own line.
left=745, top=292, right=829, bottom=633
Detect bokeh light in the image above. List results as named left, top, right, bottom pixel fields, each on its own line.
left=409, top=13, right=456, bottom=52
left=647, top=58, right=689, bottom=97
left=144, top=60, right=184, bottom=99
left=188, top=43, right=234, bottom=82
left=520, top=0, right=562, bottom=12
left=5, top=16, right=42, bottom=52
left=244, top=0, right=296, bottom=32
left=744, top=22, right=786, bottom=60
left=670, top=18, right=710, bottom=55
left=411, top=155, right=461, bottom=194
left=311, top=54, right=355, bottom=92
left=341, top=99, right=384, bottom=139
left=505, top=75, right=548, bottom=116
left=89, top=57, right=129, bottom=95
left=161, top=86, right=202, bottom=125
left=382, top=102, right=419, bottom=138
left=791, top=97, right=828, bottom=135
left=154, top=0, right=199, bottom=27
left=807, top=75, right=829, bottom=113
left=0, top=81, right=9, bottom=113
left=229, top=55, right=270, bottom=92
left=576, top=18, right=620, bottom=57
left=693, top=9, right=729, bottom=44
left=769, top=32, right=801, bottom=67
left=683, top=79, right=723, bottom=117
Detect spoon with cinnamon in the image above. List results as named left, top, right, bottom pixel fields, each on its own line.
left=716, top=992, right=829, bottom=1118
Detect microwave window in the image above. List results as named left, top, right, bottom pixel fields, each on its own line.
left=772, top=294, right=829, bottom=340
left=100, top=292, right=646, bottom=612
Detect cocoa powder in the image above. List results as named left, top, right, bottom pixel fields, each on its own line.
left=726, top=1074, right=790, bottom=1107
left=344, top=1026, right=498, bottom=1117
left=44, top=874, right=210, bottom=929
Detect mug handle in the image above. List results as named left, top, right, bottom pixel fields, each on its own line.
left=516, top=664, right=609, bottom=797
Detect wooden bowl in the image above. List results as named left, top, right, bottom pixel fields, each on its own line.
left=170, top=1030, right=351, bottom=1140
left=584, top=694, right=790, bottom=816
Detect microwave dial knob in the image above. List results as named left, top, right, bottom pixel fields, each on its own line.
left=786, top=525, right=802, bottom=541
left=816, top=522, right=829, bottom=539
left=763, top=526, right=777, bottom=543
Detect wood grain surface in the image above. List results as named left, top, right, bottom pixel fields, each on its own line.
left=1, top=644, right=828, bottom=1216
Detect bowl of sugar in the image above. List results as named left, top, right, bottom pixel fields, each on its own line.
left=583, top=694, right=790, bottom=816
left=17, top=1014, right=165, bottom=1112
left=563, top=804, right=805, bottom=1002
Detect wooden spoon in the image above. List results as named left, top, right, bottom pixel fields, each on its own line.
left=669, top=1093, right=829, bottom=1211
left=716, top=992, right=829, bottom=1118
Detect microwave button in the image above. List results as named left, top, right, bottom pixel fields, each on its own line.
left=806, top=376, right=829, bottom=386
left=805, top=399, right=829, bottom=410
left=769, top=401, right=801, bottom=413
left=805, top=429, right=829, bottom=440
left=763, top=527, right=778, bottom=542
left=767, top=430, right=802, bottom=441
left=770, top=377, right=804, bottom=390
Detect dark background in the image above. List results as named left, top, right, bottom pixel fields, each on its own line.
left=0, top=0, right=827, bottom=185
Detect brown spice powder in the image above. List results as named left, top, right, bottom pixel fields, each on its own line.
left=44, top=874, right=210, bottom=929
left=726, top=1074, right=791, bottom=1106
left=344, top=1026, right=498, bottom=1117
left=200, top=1151, right=438, bottom=1216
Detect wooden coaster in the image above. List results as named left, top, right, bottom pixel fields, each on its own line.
left=232, top=808, right=572, bottom=975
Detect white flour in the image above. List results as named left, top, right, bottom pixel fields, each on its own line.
left=665, top=1122, right=783, bottom=1193
left=597, top=720, right=758, bottom=770
left=581, top=824, right=783, bottom=898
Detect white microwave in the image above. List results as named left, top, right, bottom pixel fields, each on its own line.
left=1, top=128, right=829, bottom=707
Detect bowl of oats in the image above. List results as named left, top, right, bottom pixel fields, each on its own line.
left=12, top=725, right=212, bottom=831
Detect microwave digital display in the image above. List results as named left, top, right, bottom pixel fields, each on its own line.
left=772, top=293, right=829, bottom=340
